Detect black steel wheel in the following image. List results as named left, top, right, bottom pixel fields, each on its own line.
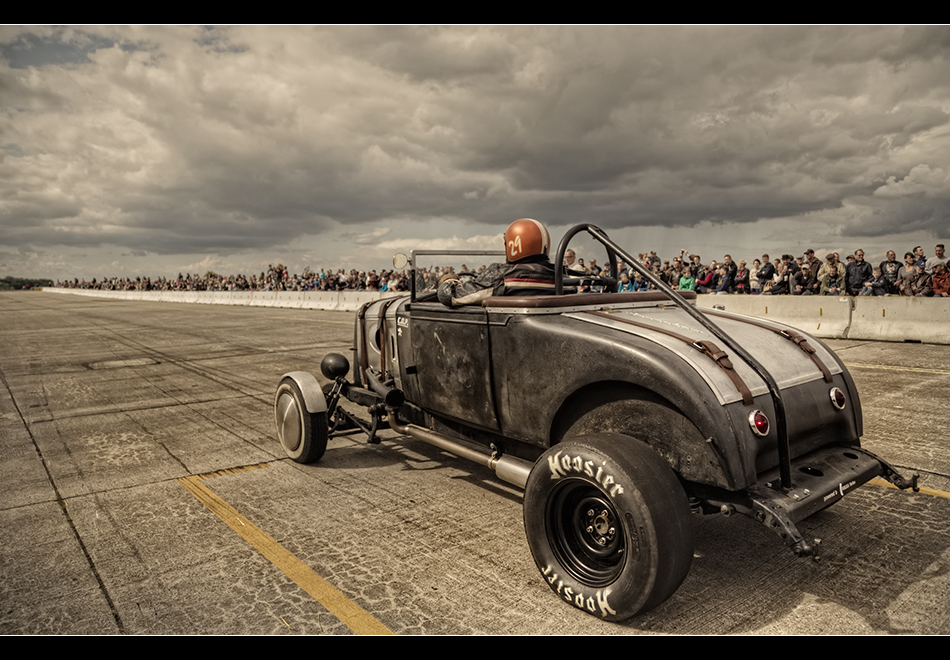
left=523, top=434, right=694, bottom=620
left=547, top=480, right=626, bottom=587
left=274, top=378, right=328, bottom=463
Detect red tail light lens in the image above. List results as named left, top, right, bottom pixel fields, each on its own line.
left=830, top=387, right=846, bottom=410
left=749, top=410, right=770, bottom=437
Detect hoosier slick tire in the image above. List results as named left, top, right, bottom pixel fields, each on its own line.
left=523, top=433, right=695, bottom=621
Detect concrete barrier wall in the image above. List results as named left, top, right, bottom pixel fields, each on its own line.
left=44, top=288, right=948, bottom=344
left=696, top=294, right=948, bottom=344
left=301, top=291, right=340, bottom=311
left=847, top=296, right=949, bottom=344
left=43, top=287, right=405, bottom=313
left=338, top=291, right=392, bottom=311
left=695, top=294, right=854, bottom=338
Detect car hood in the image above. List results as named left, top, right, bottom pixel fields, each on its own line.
left=565, top=306, right=843, bottom=405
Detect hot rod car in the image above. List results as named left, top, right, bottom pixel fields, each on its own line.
left=274, top=224, right=917, bottom=621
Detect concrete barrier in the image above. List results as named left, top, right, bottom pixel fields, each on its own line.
left=696, top=294, right=854, bottom=338
left=338, top=291, right=383, bottom=311
left=228, top=291, right=252, bottom=305
left=275, top=291, right=305, bottom=309
left=44, top=287, right=362, bottom=311
left=849, top=296, right=950, bottom=344
left=209, top=292, right=232, bottom=305
left=301, top=291, right=339, bottom=311
left=250, top=292, right=276, bottom=307
left=42, top=288, right=948, bottom=345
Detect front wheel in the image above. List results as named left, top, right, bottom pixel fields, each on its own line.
left=275, top=378, right=328, bottom=463
left=523, top=434, right=694, bottom=620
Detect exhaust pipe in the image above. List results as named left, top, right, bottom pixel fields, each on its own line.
left=387, top=412, right=533, bottom=489
left=364, top=369, right=405, bottom=408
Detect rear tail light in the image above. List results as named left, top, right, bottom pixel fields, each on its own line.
left=830, top=387, right=846, bottom=410
left=749, top=410, right=770, bottom=436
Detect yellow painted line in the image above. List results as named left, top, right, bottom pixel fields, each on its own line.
left=178, top=469, right=393, bottom=635
left=845, top=363, right=950, bottom=376
left=870, top=477, right=950, bottom=499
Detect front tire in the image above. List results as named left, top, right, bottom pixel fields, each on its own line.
left=275, top=378, right=328, bottom=463
left=523, top=434, right=694, bottom=620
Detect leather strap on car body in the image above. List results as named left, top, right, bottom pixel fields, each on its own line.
left=377, top=297, right=398, bottom=380
left=357, top=297, right=399, bottom=386
left=586, top=310, right=755, bottom=406
left=358, top=302, right=370, bottom=386
left=701, top=309, right=833, bottom=384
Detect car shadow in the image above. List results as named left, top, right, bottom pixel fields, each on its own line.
left=625, top=485, right=950, bottom=634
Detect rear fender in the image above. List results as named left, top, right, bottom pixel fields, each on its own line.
left=551, top=382, right=735, bottom=490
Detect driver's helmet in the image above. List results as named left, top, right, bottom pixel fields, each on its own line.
left=504, top=218, right=550, bottom=263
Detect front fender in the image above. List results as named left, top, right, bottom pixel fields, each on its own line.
left=279, top=371, right=327, bottom=414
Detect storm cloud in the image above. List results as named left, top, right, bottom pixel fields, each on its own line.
left=2, top=26, right=948, bottom=280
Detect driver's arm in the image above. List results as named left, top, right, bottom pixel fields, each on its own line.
left=437, top=264, right=504, bottom=307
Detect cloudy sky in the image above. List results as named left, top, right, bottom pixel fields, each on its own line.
left=2, top=25, right=949, bottom=282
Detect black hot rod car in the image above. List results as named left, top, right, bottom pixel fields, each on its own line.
left=274, top=224, right=916, bottom=621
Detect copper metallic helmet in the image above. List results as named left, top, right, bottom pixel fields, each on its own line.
left=504, top=218, right=550, bottom=263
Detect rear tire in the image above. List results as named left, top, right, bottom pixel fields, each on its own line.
left=275, top=378, right=328, bottom=463
left=523, top=434, right=694, bottom=620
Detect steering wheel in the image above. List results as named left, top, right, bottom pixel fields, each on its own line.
left=561, top=273, right=618, bottom=291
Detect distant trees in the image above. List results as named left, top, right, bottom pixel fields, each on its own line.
left=0, top=276, right=54, bottom=290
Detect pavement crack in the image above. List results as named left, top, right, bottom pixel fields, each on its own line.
left=0, top=363, right=127, bottom=634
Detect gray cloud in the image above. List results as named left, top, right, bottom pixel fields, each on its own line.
left=1, top=25, right=949, bottom=280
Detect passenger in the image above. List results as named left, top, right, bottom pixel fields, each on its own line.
left=437, top=218, right=557, bottom=307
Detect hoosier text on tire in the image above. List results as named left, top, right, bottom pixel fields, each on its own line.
left=523, top=434, right=695, bottom=621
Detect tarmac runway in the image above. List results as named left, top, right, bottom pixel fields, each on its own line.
left=1, top=291, right=948, bottom=634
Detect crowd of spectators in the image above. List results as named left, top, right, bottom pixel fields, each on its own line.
left=58, top=263, right=416, bottom=294
left=592, top=243, right=948, bottom=298
left=55, top=243, right=949, bottom=299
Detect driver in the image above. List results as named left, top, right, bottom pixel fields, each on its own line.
left=437, top=218, right=556, bottom=307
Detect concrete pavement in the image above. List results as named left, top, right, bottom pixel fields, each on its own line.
left=2, top=291, right=948, bottom=634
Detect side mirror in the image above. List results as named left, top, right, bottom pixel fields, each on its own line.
left=393, top=253, right=411, bottom=269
